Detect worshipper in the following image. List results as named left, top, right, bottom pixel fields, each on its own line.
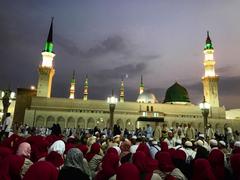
left=1, top=113, right=13, bottom=140
left=206, top=124, right=215, bottom=140
left=183, top=141, right=196, bottom=163
left=194, top=146, right=209, bottom=160
left=198, top=134, right=210, bottom=151
left=95, top=150, right=119, bottom=180
left=192, top=158, right=216, bottom=180
left=149, top=140, right=161, bottom=159
left=48, top=140, right=66, bottom=156
left=58, top=148, right=90, bottom=180
left=230, top=153, right=240, bottom=180
left=85, top=142, right=103, bottom=178
left=132, top=151, right=159, bottom=180
left=208, top=148, right=232, bottom=180
left=146, top=124, right=153, bottom=139
left=153, top=122, right=162, bottom=142
left=164, top=131, right=176, bottom=148
left=153, top=151, right=187, bottom=180
left=232, top=141, right=240, bottom=154
left=130, top=135, right=140, bottom=153
left=185, top=123, right=195, bottom=140
left=116, top=163, right=140, bottom=180
left=23, top=161, right=58, bottom=180
left=119, top=138, right=132, bottom=163
left=209, top=139, right=218, bottom=151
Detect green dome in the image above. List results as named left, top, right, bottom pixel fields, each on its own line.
left=163, top=82, right=190, bottom=103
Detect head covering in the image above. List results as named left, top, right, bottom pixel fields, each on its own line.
left=116, top=163, right=140, bottom=180
left=209, top=139, right=218, bottom=147
left=0, top=146, right=13, bottom=160
left=112, top=146, right=121, bottom=156
left=48, top=140, right=65, bottom=155
left=234, top=141, right=240, bottom=148
left=64, top=148, right=84, bottom=171
left=219, top=141, right=226, bottom=147
left=230, top=154, right=240, bottom=179
left=120, top=139, right=131, bottom=153
left=192, top=159, right=216, bottom=180
left=160, top=141, right=169, bottom=152
left=174, top=149, right=186, bottom=161
left=136, top=143, right=151, bottom=158
left=95, top=152, right=119, bottom=180
left=199, top=134, right=205, bottom=139
left=85, top=143, right=101, bottom=162
left=76, top=144, right=89, bottom=155
left=208, top=149, right=224, bottom=180
left=195, top=139, right=204, bottom=147
left=23, top=161, right=58, bottom=180
left=195, top=146, right=209, bottom=160
left=132, top=151, right=147, bottom=173
left=185, top=141, right=193, bottom=147
left=155, top=152, right=175, bottom=172
left=45, top=151, right=64, bottom=168
left=16, top=142, right=31, bottom=158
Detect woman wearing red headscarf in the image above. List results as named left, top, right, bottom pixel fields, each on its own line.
left=154, top=152, right=187, bottom=180
left=95, top=152, right=120, bottom=180
left=23, top=161, right=58, bottom=180
left=230, top=153, right=240, bottom=180
left=192, top=158, right=216, bottom=180
left=116, top=163, right=140, bottom=180
left=85, top=143, right=103, bottom=178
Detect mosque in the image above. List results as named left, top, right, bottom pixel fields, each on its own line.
left=12, top=20, right=240, bottom=133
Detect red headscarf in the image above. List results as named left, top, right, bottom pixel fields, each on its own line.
left=45, top=151, right=64, bottom=168
left=155, top=152, right=175, bottom=172
left=173, top=149, right=186, bottom=161
left=95, top=152, right=119, bottom=180
left=23, top=161, right=58, bottom=180
left=160, top=141, right=169, bottom=152
left=116, top=163, right=140, bottom=180
left=76, top=144, right=88, bottom=155
left=136, top=143, right=151, bottom=159
left=0, top=146, right=13, bottom=160
left=192, top=158, right=216, bottom=180
left=132, top=151, right=154, bottom=180
left=85, top=143, right=101, bottom=162
left=230, top=154, right=240, bottom=179
left=208, top=149, right=224, bottom=180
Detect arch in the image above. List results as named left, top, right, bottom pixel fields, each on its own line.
left=67, top=117, right=75, bottom=128
left=46, top=116, right=55, bottom=128
left=57, top=116, right=65, bottom=129
left=116, top=119, right=124, bottom=129
left=77, top=117, right=85, bottom=129
left=125, top=119, right=134, bottom=130
left=35, top=116, right=44, bottom=127
left=87, top=118, right=95, bottom=129
left=96, top=117, right=105, bottom=129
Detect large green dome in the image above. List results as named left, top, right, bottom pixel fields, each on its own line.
left=163, top=82, right=190, bottom=103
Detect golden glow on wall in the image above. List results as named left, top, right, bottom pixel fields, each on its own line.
left=41, top=52, right=55, bottom=68
left=69, top=84, right=75, bottom=99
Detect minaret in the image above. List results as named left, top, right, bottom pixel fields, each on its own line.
left=37, top=18, right=55, bottom=98
left=119, top=76, right=125, bottom=102
left=202, top=31, right=219, bottom=107
left=69, top=71, right=76, bottom=99
left=139, top=75, right=144, bottom=94
left=83, top=75, right=88, bottom=101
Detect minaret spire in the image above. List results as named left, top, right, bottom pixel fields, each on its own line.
left=44, top=17, right=54, bottom=53
left=119, top=76, right=125, bottom=102
left=202, top=31, right=219, bottom=107
left=37, top=18, right=56, bottom=97
left=139, top=75, right=144, bottom=94
left=69, top=70, right=76, bottom=99
left=83, top=74, right=88, bottom=101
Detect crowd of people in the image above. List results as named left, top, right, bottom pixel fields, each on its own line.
left=1, top=122, right=240, bottom=180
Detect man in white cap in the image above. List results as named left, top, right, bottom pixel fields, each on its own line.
left=209, top=139, right=218, bottom=151
left=184, top=141, right=196, bottom=163
left=164, top=130, right=176, bottom=148
left=198, top=134, right=210, bottom=151
left=185, top=123, right=195, bottom=140
left=130, top=135, right=139, bottom=153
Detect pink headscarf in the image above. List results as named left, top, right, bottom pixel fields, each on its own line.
left=208, top=149, right=225, bottom=180
left=16, top=142, right=31, bottom=158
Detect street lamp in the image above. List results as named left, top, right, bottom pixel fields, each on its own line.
left=107, top=91, right=118, bottom=130
left=199, top=97, right=210, bottom=138
left=1, top=89, right=16, bottom=123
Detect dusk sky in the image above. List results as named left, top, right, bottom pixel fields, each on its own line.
left=1, top=1, right=240, bottom=109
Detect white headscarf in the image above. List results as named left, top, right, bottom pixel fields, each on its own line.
left=48, top=140, right=65, bottom=155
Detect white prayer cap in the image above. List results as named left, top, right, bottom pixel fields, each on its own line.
left=132, top=135, right=137, bottom=140
left=185, top=141, right=193, bottom=147
left=195, top=140, right=204, bottom=147
left=152, top=141, right=158, bottom=145
left=175, top=139, right=182, bottom=145
left=234, top=141, right=240, bottom=148
left=199, top=134, right=205, bottom=138
left=219, top=141, right=226, bottom=147
left=210, top=139, right=218, bottom=146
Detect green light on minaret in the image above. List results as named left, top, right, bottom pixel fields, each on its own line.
left=43, top=18, right=54, bottom=53
left=204, top=31, right=214, bottom=50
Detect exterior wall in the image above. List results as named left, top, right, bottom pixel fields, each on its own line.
left=202, top=76, right=219, bottom=107
left=226, top=109, right=240, bottom=119
left=22, top=96, right=231, bottom=133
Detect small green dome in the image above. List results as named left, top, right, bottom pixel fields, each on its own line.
left=163, top=82, right=190, bottom=103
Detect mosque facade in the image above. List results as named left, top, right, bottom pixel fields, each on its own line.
left=13, top=20, right=240, bottom=132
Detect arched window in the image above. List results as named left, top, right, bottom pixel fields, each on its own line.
left=147, top=106, right=149, bottom=111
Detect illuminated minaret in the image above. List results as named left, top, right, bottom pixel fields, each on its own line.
left=83, top=75, right=88, bottom=101
left=69, top=71, right=76, bottom=99
left=202, top=31, right=219, bottom=107
left=139, top=75, right=144, bottom=94
left=119, top=76, right=125, bottom=102
left=37, top=18, right=55, bottom=98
